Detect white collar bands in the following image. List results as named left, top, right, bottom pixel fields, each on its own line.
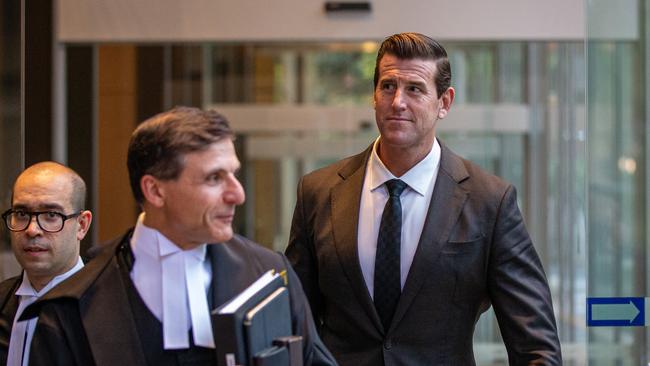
left=130, top=213, right=215, bottom=349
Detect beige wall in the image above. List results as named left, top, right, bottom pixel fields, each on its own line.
left=56, top=0, right=594, bottom=42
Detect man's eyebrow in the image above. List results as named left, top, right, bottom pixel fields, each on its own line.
left=379, top=76, right=396, bottom=82
left=40, top=203, right=65, bottom=211
left=11, top=203, right=65, bottom=211
left=407, top=80, right=428, bottom=89
left=206, top=164, right=241, bottom=175
left=408, top=79, right=427, bottom=86
left=205, top=167, right=226, bottom=175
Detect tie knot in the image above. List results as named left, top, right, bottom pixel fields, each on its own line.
left=385, top=179, right=407, bottom=197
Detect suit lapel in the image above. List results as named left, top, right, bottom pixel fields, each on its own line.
left=390, top=144, right=469, bottom=330
left=207, top=242, right=261, bottom=308
left=80, top=235, right=147, bottom=366
left=207, top=246, right=220, bottom=309
left=330, top=146, right=384, bottom=331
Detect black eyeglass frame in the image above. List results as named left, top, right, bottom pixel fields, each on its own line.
left=1, top=209, right=83, bottom=233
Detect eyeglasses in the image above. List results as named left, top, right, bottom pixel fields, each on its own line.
left=1, top=209, right=82, bottom=233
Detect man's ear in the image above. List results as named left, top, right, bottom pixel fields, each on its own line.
left=76, top=210, right=93, bottom=241
left=140, top=174, right=166, bottom=208
left=437, top=87, right=455, bottom=119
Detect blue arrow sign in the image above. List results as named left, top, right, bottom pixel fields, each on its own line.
left=587, top=297, right=645, bottom=327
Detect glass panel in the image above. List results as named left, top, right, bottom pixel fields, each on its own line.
left=587, top=0, right=648, bottom=363
left=587, top=42, right=647, bottom=365
left=0, top=1, right=23, bottom=280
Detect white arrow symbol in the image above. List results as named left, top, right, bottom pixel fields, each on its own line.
left=592, top=301, right=640, bottom=322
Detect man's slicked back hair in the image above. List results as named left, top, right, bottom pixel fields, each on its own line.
left=373, top=32, right=451, bottom=98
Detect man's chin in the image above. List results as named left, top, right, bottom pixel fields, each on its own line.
left=22, top=264, right=51, bottom=277
left=208, top=229, right=234, bottom=244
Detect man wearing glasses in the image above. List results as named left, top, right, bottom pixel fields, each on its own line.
left=0, top=161, right=92, bottom=366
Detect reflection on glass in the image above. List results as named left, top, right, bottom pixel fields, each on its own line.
left=587, top=40, right=645, bottom=365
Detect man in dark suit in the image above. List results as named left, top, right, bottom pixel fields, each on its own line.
left=0, top=162, right=91, bottom=366
left=25, top=107, right=336, bottom=365
left=285, top=33, right=562, bottom=365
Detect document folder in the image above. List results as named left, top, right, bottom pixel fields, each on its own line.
left=244, top=287, right=292, bottom=365
left=212, top=270, right=292, bottom=366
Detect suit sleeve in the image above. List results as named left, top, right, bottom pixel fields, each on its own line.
left=488, top=185, right=562, bottom=365
left=281, top=255, right=338, bottom=366
left=285, top=177, right=324, bottom=323
left=28, top=301, right=94, bottom=366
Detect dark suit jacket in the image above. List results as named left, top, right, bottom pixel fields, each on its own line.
left=0, top=275, right=21, bottom=365
left=286, top=143, right=561, bottom=365
left=24, top=230, right=337, bottom=366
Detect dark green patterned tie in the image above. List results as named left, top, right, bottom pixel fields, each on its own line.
left=373, top=179, right=407, bottom=330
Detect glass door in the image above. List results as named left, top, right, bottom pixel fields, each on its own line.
left=586, top=0, right=649, bottom=364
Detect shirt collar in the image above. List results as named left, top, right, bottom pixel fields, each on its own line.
left=16, top=256, right=84, bottom=298
left=368, top=137, right=441, bottom=196
left=131, top=213, right=207, bottom=262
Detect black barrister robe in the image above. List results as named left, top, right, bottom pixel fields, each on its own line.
left=0, top=275, right=21, bottom=364
left=23, top=230, right=337, bottom=366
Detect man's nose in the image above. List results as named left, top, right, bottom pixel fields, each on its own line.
left=24, top=216, right=43, bottom=236
left=391, top=89, right=407, bottom=110
left=224, top=175, right=246, bottom=206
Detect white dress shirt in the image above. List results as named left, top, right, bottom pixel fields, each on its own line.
left=130, top=213, right=215, bottom=349
left=358, top=137, right=441, bottom=296
left=7, top=256, right=84, bottom=366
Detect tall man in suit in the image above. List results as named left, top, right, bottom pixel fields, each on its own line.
left=25, top=107, right=336, bottom=365
left=0, top=162, right=92, bottom=366
left=286, top=33, right=562, bottom=365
